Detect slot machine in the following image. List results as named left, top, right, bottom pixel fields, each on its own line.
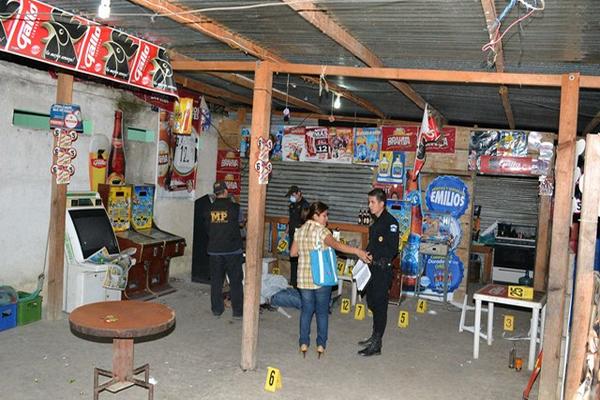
left=97, top=184, right=132, bottom=232
left=101, top=184, right=185, bottom=299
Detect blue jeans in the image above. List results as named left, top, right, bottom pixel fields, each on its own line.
left=299, top=286, right=332, bottom=348
left=271, top=288, right=302, bottom=309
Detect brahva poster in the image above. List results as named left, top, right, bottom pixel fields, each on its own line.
left=381, top=126, right=455, bottom=153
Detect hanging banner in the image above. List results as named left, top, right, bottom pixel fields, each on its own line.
left=1, top=0, right=177, bottom=97
left=216, top=150, right=241, bottom=196
left=304, top=126, right=330, bottom=162
left=282, top=126, right=306, bottom=162
left=328, top=127, right=353, bottom=164
left=353, top=127, right=381, bottom=165
left=427, top=127, right=456, bottom=153
left=425, top=175, right=470, bottom=218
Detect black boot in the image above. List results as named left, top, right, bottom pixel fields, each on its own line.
left=358, top=334, right=381, bottom=357
left=357, top=331, right=375, bottom=346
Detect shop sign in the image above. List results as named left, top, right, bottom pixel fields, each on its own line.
left=478, top=155, right=535, bottom=176
left=1, top=0, right=177, bottom=97
left=425, top=175, right=469, bottom=218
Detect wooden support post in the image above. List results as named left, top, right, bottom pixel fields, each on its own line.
left=46, top=73, right=74, bottom=320
left=534, top=195, right=552, bottom=291
left=538, top=73, right=580, bottom=400
left=240, top=62, right=273, bottom=371
left=564, top=134, right=600, bottom=398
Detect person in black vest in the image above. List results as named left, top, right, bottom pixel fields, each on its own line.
left=206, top=181, right=244, bottom=319
left=285, top=185, right=309, bottom=288
left=358, top=188, right=400, bottom=356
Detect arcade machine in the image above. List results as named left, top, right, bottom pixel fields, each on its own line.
left=63, top=192, right=123, bottom=312
left=98, top=184, right=185, bottom=299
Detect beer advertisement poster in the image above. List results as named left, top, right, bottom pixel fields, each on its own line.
left=478, top=155, right=535, bottom=176
left=216, top=150, right=241, bottom=173
left=327, top=127, right=353, bottom=164
left=353, top=127, right=380, bottom=166
left=215, top=171, right=241, bottom=196
left=0, top=0, right=178, bottom=97
left=381, top=126, right=418, bottom=152
left=426, top=127, right=456, bottom=154
left=281, top=126, right=306, bottom=162
left=6, top=0, right=89, bottom=68
left=303, top=126, right=330, bottom=162
left=377, top=151, right=405, bottom=184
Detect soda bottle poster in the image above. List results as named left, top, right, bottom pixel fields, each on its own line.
left=303, top=126, right=330, bottom=162
left=282, top=126, right=306, bottom=162
left=377, top=151, right=404, bottom=184
left=328, top=127, right=353, bottom=164
left=353, top=127, right=380, bottom=166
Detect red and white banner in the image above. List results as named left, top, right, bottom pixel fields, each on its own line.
left=216, top=149, right=241, bottom=172
left=1, top=0, right=177, bottom=97
left=478, top=155, right=535, bottom=176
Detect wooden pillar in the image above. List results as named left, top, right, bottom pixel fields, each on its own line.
left=534, top=195, right=552, bottom=291
left=538, top=73, right=580, bottom=399
left=564, top=134, right=600, bottom=398
left=46, top=73, right=74, bottom=320
left=240, top=61, right=273, bottom=371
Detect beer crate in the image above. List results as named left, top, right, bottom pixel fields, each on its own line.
left=0, top=303, right=17, bottom=332
left=17, top=291, right=42, bottom=326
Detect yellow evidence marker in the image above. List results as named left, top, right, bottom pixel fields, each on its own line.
left=398, top=310, right=409, bottom=328
left=416, top=299, right=427, bottom=314
left=264, top=367, right=282, bottom=392
left=337, top=259, right=346, bottom=275
left=354, top=303, right=366, bottom=320
left=340, top=298, right=351, bottom=314
left=504, top=315, right=514, bottom=332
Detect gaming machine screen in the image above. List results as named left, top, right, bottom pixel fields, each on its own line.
left=69, top=209, right=119, bottom=259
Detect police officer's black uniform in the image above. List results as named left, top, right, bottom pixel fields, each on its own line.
left=359, top=208, right=399, bottom=356
left=206, top=196, right=244, bottom=317
left=288, top=197, right=309, bottom=287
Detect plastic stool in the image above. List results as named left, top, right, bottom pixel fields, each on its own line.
left=337, top=275, right=358, bottom=306
left=459, top=294, right=489, bottom=341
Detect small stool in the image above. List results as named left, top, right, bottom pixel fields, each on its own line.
left=459, top=294, right=489, bottom=341
left=337, top=275, right=358, bottom=306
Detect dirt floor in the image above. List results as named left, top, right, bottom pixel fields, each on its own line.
left=0, top=279, right=539, bottom=399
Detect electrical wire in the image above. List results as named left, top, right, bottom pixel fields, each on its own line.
left=482, top=8, right=536, bottom=53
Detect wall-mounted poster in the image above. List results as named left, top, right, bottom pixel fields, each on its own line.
left=240, top=127, right=251, bottom=158
left=216, top=150, right=241, bottom=196
left=353, top=127, right=381, bottom=165
left=425, top=175, right=470, bottom=218
left=468, top=130, right=499, bottom=170
left=424, top=253, right=464, bottom=293
left=377, top=151, right=405, bottom=184
left=422, top=211, right=462, bottom=251
left=304, top=126, right=330, bottom=162
left=270, top=125, right=284, bottom=161
left=497, top=131, right=528, bottom=156
left=381, top=126, right=418, bottom=152
left=427, top=127, right=456, bottom=154
left=282, top=126, right=306, bottom=162
left=386, top=199, right=411, bottom=248
left=478, top=155, right=535, bottom=176
left=328, top=127, right=353, bottom=164
left=373, top=182, right=404, bottom=201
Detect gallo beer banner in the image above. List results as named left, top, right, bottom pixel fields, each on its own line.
left=0, top=0, right=177, bottom=97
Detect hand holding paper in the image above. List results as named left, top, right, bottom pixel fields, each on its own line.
left=353, top=260, right=372, bottom=291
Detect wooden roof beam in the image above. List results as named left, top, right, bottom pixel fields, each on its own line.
left=174, top=75, right=252, bottom=105
left=481, top=0, right=516, bottom=129
left=128, top=0, right=385, bottom=118
left=282, top=0, right=443, bottom=121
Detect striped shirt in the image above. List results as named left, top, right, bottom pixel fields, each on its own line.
left=295, top=220, right=332, bottom=289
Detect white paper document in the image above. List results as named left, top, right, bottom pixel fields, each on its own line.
left=352, top=260, right=371, bottom=291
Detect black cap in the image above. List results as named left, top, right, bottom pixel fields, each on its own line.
left=213, top=181, right=228, bottom=194
left=285, top=185, right=300, bottom=197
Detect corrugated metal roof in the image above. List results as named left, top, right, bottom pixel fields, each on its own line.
left=39, top=0, right=600, bottom=132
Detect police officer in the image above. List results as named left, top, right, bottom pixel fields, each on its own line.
left=358, top=188, right=399, bottom=356
left=206, top=181, right=244, bottom=319
left=285, top=185, right=309, bottom=288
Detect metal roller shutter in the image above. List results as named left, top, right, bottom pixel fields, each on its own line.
left=474, top=175, right=539, bottom=231
left=240, top=160, right=375, bottom=223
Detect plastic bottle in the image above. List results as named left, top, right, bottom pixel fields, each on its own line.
left=106, top=110, right=126, bottom=185
left=391, top=155, right=404, bottom=179
left=509, top=344, right=516, bottom=369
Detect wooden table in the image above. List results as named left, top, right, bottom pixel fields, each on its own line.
left=69, top=301, right=175, bottom=399
left=473, top=284, right=546, bottom=371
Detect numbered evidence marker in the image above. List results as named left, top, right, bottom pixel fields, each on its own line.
left=337, top=259, right=346, bottom=275
left=340, top=298, right=351, bottom=314
left=264, top=367, right=282, bottom=392
left=504, top=315, right=515, bottom=332
left=271, top=265, right=281, bottom=275
left=354, top=303, right=366, bottom=320
left=398, top=310, right=409, bottom=328
left=416, top=299, right=427, bottom=314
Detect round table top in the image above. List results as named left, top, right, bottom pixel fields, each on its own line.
left=69, top=301, right=175, bottom=339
